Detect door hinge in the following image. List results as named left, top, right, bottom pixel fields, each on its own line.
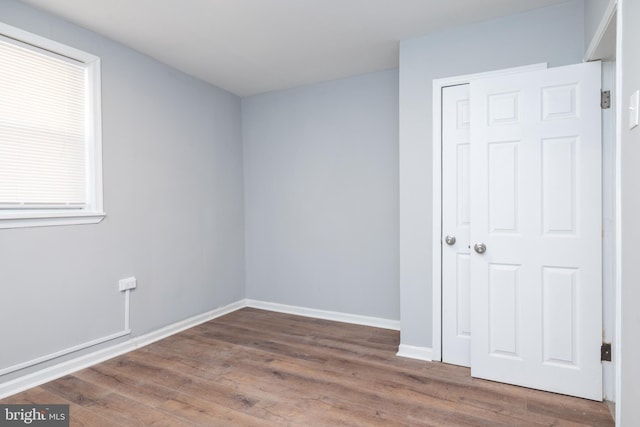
left=601, top=90, right=611, bottom=109
left=601, top=342, right=612, bottom=361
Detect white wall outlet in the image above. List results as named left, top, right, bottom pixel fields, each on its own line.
left=118, top=276, right=137, bottom=291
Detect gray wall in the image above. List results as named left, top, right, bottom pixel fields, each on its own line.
left=619, top=0, right=640, bottom=422
left=242, top=70, right=399, bottom=320
left=0, top=0, right=245, bottom=379
left=398, top=1, right=585, bottom=348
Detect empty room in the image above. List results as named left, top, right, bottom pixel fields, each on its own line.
left=0, top=0, right=638, bottom=425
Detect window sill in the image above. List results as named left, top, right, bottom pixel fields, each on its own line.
left=0, top=211, right=106, bottom=229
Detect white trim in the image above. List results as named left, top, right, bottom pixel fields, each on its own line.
left=87, top=53, right=104, bottom=216
left=0, top=300, right=244, bottom=400
left=584, top=0, right=618, bottom=62
left=0, top=23, right=97, bottom=63
left=396, top=344, right=433, bottom=362
left=614, top=0, right=623, bottom=422
left=431, top=63, right=547, bottom=363
left=0, top=22, right=104, bottom=229
left=601, top=60, right=617, bottom=403
left=0, top=211, right=105, bottom=229
left=245, top=299, right=401, bottom=331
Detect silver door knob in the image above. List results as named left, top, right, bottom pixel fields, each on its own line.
left=444, top=235, right=456, bottom=245
left=474, top=243, right=487, bottom=254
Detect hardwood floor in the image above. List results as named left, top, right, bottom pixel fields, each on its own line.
left=1, top=308, right=614, bottom=426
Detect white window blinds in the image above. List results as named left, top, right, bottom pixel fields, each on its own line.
left=0, top=37, right=87, bottom=208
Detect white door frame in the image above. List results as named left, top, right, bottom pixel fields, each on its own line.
left=431, top=63, right=547, bottom=362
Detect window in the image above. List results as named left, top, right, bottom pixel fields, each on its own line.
left=0, top=23, right=104, bottom=229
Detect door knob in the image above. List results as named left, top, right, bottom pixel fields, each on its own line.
left=474, top=243, right=487, bottom=254
left=444, top=235, right=456, bottom=245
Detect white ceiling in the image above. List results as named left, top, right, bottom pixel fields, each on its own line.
left=20, top=0, right=570, bottom=96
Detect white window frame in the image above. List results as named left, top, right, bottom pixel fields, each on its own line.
left=0, top=23, right=104, bottom=229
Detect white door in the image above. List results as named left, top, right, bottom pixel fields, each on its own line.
left=441, top=84, right=471, bottom=367
left=469, top=62, right=602, bottom=400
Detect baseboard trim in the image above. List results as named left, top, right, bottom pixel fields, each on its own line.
left=245, top=299, right=400, bottom=331
left=0, top=300, right=244, bottom=400
left=1, top=298, right=401, bottom=399
left=396, top=344, right=433, bottom=362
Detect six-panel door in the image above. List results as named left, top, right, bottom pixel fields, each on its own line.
left=468, top=62, right=602, bottom=400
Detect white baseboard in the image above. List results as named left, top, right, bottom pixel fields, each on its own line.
left=245, top=299, right=400, bottom=331
left=0, top=300, right=244, bottom=400
left=1, top=298, right=401, bottom=399
left=396, top=344, right=433, bottom=362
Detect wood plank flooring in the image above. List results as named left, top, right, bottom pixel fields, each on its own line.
left=1, top=308, right=614, bottom=426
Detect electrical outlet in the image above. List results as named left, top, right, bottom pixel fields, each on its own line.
left=118, top=276, right=137, bottom=291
